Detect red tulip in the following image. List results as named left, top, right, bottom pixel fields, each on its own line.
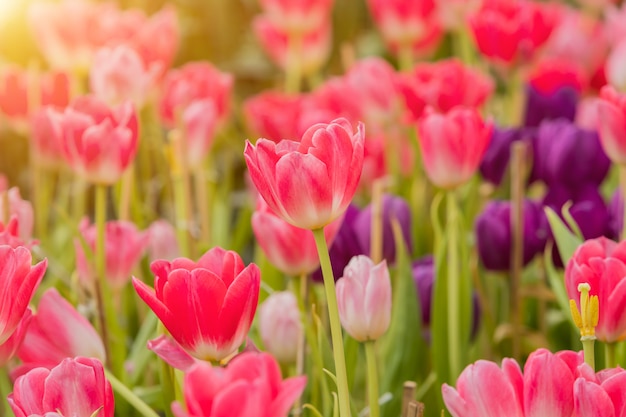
left=417, top=106, right=492, bottom=189
left=245, top=118, right=364, bottom=230
left=8, top=357, right=114, bottom=417
left=252, top=197, right=341, bottom=276
left=133, top=247, right=261, bottom=361
left=0, top=246, right=46, bottom=345
left=171, top=352, right=306, bottom=417
left=598, top=86, right=626, bottom=165
left=336, top=255, right=392, bottom=342
left=565, top=237, right=626, bottom=343
left=57, top=95, right=139, bottom=185
left=16, top=288, right=105, bottom=376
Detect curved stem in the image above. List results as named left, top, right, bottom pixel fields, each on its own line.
left=105, top=369, right=161, bottom=417
left=312, top=228, right=352, bottom=417
left=446, top=191, right=461, bottom=381
left=365, top=341, right=380, bottom=417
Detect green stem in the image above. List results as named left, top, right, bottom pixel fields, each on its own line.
left=453, top=27, right=474, bottom=66
left=446, top=191, right=461, bottom=381
left=95, top=185, right=111, bottom=367
left=0, top=367, right=11, bottom=417
left=105, top=369, right=161, bottom=417
left=285, top=33, right=303, bottom=94
left=605, top=342, right=617, bottom=369
left=582, top=337, right=596, bottom=371
left=397, top=44, right=414, bottom=72
left=312, top=228, right=352, bottom=417
left=365, top=341, right=380, bottom=417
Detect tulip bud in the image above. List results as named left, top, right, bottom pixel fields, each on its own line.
left=336, top=255, right=391, bottom=342
left=258, top=291, right=302, bottom=364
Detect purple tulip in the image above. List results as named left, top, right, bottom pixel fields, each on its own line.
left=475, top=200, right=549, bottom=271
left=608, top=189, right=623, bottom=240
left=523, top=84, right=578, bottom=128
left=530, top=119, right=610, bottom=189
left=479, top=126, right=534, bottom=186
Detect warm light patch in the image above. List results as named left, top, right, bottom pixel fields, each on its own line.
left=0, top=0, right=19, bottom=25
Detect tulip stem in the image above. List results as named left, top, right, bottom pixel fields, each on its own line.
left=95, top=184, right=111, bottom=368
left=0, top=367, right=11, bottom=417
left=312, top=228, right=352, bottom=417
left=365, top=341, right=380, bottom=417
left=446, top=191, right=461, bottom=381
left=620, top=165, right=626, bottom=241
left=605, top=342, right=617, bottom=369
left=582, top=337, right=595, bottom=371
left=285, top=33, right=303, bottom=94
left=105, top=369, right=161, bottom=417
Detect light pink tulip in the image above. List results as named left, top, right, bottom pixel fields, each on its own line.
left=605, top=4, right=626, bottom=45
left=417, top=106, right=492, bottom=189
left=147, top=219, right=180, bottom=261
left=258, top=291, right=302, bottom=364
left=171, top=352, right=306, bottom=417
left=57, top=95, right=139, bottom=185
left=245, top=118, right=364, bottom=230
left=336, top=255, right=391, bottom=342
left=607, top=39, right=626, bottom=92
left=75, top=219, right=149, bottom=290
left=133, top=247, right=261, bottom=361
left=8, top=357, right=114, bottom=417
left=598, top=85, right=626, bottom=165
left=16, top=288, right=105, bottom=375
left=30, top=107, right=65, bottom=168
left=259, top=0, right=334, bottom=35
left=0, top=187, right=34, bottom=243
left=0, top=246, right=46, bottom=345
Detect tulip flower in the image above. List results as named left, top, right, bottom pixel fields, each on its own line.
left=30, top=107, right=65, bottom=169
left=0, top=217, right=28, bottom=248
left=244, top=118, right=365, bottom=230
left=0, top=310, right=32, bottom=368
left=574, top=367, right=626, bottom=416
left=8, top=357, right=114, bottom=417
left=609, top=189, right=624, bottom=240
left=479, top=126, right=532, bottom=186
left=258, top=291, right=302, bottom=364
left=147, top=219, right=180, bottom=261
left=258, top=0, right=333, bottom=36
left=565, top=237, right=626, bottom=343
left=171, top=352, right=307, bottom=417
left=75, top=219, right=149, bottom=291
left=417, top=106, right=492, bottom=189
left=16, top=288, right=105, bottom=376
left=57, top=95, right=139, bottom=185
left=0, top=246, right=46, bottom=345
left=243, top=91, right=306, bottom=142
left=336, top=255, right=391, bottom=342
left=0, top=187, right=34, bottom=243
left=252, top=197, right=342, bottom=276
left=133, top=247, right=261, bottom=361
left=524, top=85, right=579, bottom=128
left=597, top=85, right=626, bottom=165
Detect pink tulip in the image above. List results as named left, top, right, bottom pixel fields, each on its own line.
left=259, top=0, right=333, bottom=35
left=30, top=107, right=65, bottom=168
left=336, top=255, right=392, bottom=342
left=147, top=219, right=180, bottom=261
left=606, top=4, right=626, bottom=46
left=75, top=219, right=149, bottom=291
left=133, top=247, right=261, bottom=361
left=607, top=39, right=626, bottom=92
left=90, top=44, right=160, bottom=108
left=8, top=357, right=114, bottom=417
left=258, top=291, right=302, bottom=364
left=252, top=197, right=341, bottom=276
left=417, top=106, right=492, bottom=189
left=527, top=58, right=586, bottom=95
left=574, top=367, right=626, bottom=417
left=367, top=0, right=443, bottom=57
left=0, top=187, right=34, bottom=243
left=16, top=288, right=105, bottom=375
left=57, top=95, right=139, bottom=185
left=435, top=0, right=482, bottom=30
left=0, top=217, right=29, bottom=248
left=598, top=86, right=626, bottom=165
left=243, top=91, right=306, bottom=142
left=245, top=118, right=364, bottom=230
left=565, top=237, right=626, bottom=343
left=0, top=246, right=46, bottom=345
left=171, top=352, right=306, bottom=417
left=146, top=335, right=197, bottom=372
left=0, top=310, right=32, bottom=368
left=253, top=17, right=332, bottom=77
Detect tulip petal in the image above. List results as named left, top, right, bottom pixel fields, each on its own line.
left=574, top=378, right=616, bottom=417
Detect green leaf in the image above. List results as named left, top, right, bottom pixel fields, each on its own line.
left=544, top=242, right=577, bottom=332
left=544, top=206, right=583, bottom=265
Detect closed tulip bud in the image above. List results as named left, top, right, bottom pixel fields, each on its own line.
left=597, top=85, right=626, bottom=165
left=8, top=357, right=114, bottom=417
left=147, top=219, right=180, bottom=261
left=245, top=118, right=365, bottom=230
left=172, top=352, right=306, bottom=417
left=566, top=237, right=626, bottom=342
left=133, top=247, right=261, bottom=361
left=258, top=291, right=302, bottom=364
left=336, top=255, right=391, bottom=342
left=479, top=126, right=531, bottom=186
left=417, top=106, right=492, bottom=189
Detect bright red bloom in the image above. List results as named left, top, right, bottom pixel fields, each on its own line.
left=245, top=118, right=364, bottom=230
left=565, top=237, right=626, bottom=343
left=133, top=247, right=261, bottom=361
left=8, top=357, right=114, bottom=417
left=0, top=246, right=46, bottom=345
left=57, top=95, right=139, bottom=185
left=171, top=352, right=306, bottom=417
left=417, top=106, right=492, bottom=189
left=527, top=58, right=586, bottom=95
left=252, top=197, right=341, bottom=276
left=16, top=288, right=105, bottom=376
left=598, top=86, right=626, bottom=165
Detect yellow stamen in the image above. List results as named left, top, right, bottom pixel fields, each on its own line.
left=571, top=283, right=599, bottom=340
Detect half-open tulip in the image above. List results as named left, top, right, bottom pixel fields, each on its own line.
left=133, top=247, right=261, bottom=361
left=336, top=255, right=391, bottom=342
left=245, top=118, right=364, bottom=230
left=171, top=352, right=306, bottom=417
left=565, top=237, right=626, bottom=343
left=0, top=246, right=46, bottom=345
left=8, top=357, right=114, bottom=417
left=417, top=106, right=492, bottom=189
left=258, top=291, right=301, bottom=364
